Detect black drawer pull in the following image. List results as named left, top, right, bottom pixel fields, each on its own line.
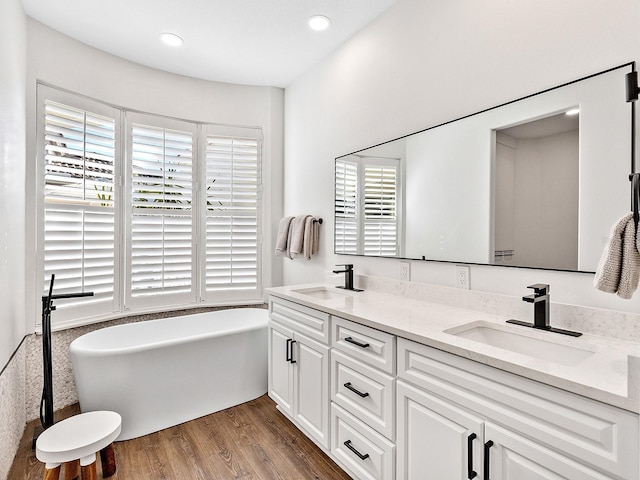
left=467, top=433, right=477, bottom=479
left=344, top=336, right=370, bottom=348
left=285, top=338, right=292, bottom=362
left=484, top=440, right=494, bottom=480
left=344, top=382, right=370, bottom=398
left=344, top=440, right=369, bottom=460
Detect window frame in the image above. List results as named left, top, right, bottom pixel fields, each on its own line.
left=36, top=85, right=123, bottom=330
left=124, top=112, right=199, bottom=311
left=36, top=85, right=265, bottom=330
left=201, top=124, right=263, bottom=303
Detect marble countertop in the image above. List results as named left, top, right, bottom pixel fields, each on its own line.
left=267, top=283, right=640, bottom=413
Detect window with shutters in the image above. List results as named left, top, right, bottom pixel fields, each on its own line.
left=37, top=85, right=264, bottom=329
left=39, top=87, right=120, bottom=327
left=334, top=156, right=400, bottom=256
left=125, top=114, right=196, bottom=308
left=203, top=126, right=262, bottom=301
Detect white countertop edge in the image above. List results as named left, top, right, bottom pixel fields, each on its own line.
left=267, top=283, right=640, bottom=414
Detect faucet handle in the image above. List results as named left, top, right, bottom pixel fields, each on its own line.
left=527, top=283, right=549, bottom=296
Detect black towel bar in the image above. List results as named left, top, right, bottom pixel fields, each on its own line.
left=631, top=173, right=639, bottom=225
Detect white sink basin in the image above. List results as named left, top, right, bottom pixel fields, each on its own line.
left=445, top=321, right=595, bottom=366
left=291, top=287, right=351, bottom=301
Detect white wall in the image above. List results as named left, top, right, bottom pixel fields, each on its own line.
left=0, top=0, right=27, bottom=369
left=0, top=0, right=27, bottom=477
left=24, top=20, right=284, bottom=331
left=283, top=0, right=640, bottom=313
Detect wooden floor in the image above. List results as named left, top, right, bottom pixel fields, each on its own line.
left=9, top=395, right=351, bottom=480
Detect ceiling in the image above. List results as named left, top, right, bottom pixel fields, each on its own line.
left=21, top=0, right=398, bottom=88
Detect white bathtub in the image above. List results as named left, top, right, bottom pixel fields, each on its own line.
left=70, top=308, right=268, bottom=440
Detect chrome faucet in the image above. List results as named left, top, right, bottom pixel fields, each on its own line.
left=333, top=264, right=363, bottom=291
left=507, top=283, right=581, bottom=337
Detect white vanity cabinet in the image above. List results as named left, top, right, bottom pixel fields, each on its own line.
left=397, top=380, right=485, bottom=479
left=330, top=316, right=397, bottom=480
left=267, top=289, right=639, bottom=480
left=397, top=337, right=639, bottom=480
left=268, top=298, right=330, bottom=449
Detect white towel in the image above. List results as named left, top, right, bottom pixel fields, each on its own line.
left=289, top=215, right=310, bottom=258
left=275, top=216, right=294, bottom=258
left=594, top=212, right=640, bottom=299
left=303, top=216, right=320, bottom=260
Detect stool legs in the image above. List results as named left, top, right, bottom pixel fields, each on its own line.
left=100, top=443, right=117, bottom=477
left=42, top=463, right=61, bottom=480
left=80, top=454, right=97, bottom=480
left=40, top=446, right=116, bottom=480
left=64, top=459, right=80, bottom=480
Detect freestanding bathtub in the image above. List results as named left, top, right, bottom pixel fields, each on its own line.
left=70, top=307, right=268, bottom=440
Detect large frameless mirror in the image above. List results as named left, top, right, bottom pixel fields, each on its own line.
left=334, top=63, right=633, bottom=272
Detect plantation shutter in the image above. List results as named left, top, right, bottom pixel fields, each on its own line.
left=363, top=163, right=398, bottom=256
left=203, top=126, right=262, bottom=301
left=39, top=86, right=267, bottom=328
left=41, top=93, right=119, bottom=325
left=127, top=114, right=196, bottom=307
left=335, top=159, right=359, bottom=254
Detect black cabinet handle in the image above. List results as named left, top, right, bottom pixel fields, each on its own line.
left=290, top=340, right=297, bottom=364
left=344, top=382, right=370, bottom=398
left=344, top=336, right=370, bottom=348
left=467, top=433, right=477, bottom=479
left=484, top=440, right=494, bottom=480
left=285, top=338, right=292, bottom=362
left=344, top=440, right=369, bottom=460
left=285, top=339, right=297, bottom=363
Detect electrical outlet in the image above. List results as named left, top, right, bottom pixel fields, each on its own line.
left=455, top=265, right=470, bottom=289
left=400, top=261, right=411, bottom=281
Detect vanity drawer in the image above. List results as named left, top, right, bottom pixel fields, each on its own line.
left=398, top=337, right=639, bottom=480
left=331, top=349, right=395, bottom=440
left=332, top=316, right=396, bottom=374
left=331, top=403, right=395, bottom=480
left=269, top=297, right=329, bottom=344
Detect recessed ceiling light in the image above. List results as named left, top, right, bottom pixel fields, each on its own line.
left=160, top=32, right=184, bottom=47
left=308, top=15, right=331, bottom=31
left=565, top=108, right=580, bottom=116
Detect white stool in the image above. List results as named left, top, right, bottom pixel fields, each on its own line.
left=36, top=411, right=121, bottom=480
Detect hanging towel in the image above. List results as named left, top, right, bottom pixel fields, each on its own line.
left=594, top=212, right=640, bottom=299
left=303, top=216, right=320, bottom=260
left=275, top=216, right=294, bottom=258
left=289, top=215, right=311, bottom=258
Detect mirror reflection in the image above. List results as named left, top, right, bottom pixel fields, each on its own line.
left=334, top=64, right=632, bottom=272
left=494, top=111, right=579, bottom=269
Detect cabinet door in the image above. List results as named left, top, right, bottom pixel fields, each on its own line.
left=397, top=381, right=484, bottom=480
left=268, top=321, right=294, bottom=416
left=485, top=423, right=610, bottom=480
left=293, top=332, right=330, bottom=449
